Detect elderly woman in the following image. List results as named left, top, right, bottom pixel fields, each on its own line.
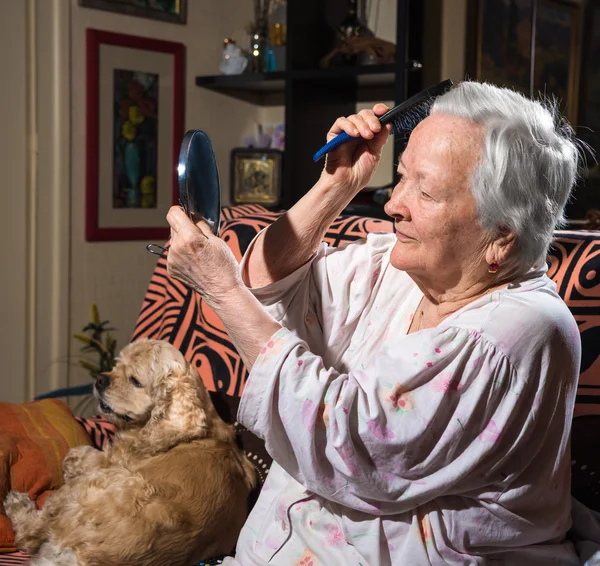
left=166, top=81, right=582, bottom=565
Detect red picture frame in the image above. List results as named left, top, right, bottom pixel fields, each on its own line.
left=85, top=29, right=185, bottom=241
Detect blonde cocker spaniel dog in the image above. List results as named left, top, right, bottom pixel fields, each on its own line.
left=4, top=338, right=256, bottom=566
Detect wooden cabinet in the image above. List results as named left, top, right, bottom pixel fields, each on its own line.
left=196, top=0, right=423, bottom=213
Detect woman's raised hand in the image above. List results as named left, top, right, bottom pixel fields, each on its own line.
left=320, top=103, right=391, bottom=195
left=165, top=207, right=243, bottom=308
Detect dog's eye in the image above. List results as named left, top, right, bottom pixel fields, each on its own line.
left=129, top=376, right=143, bottom=388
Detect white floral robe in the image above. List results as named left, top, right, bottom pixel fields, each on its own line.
left=223, top=233, right=581, bottom=566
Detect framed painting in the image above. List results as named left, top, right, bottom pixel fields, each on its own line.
left=469, top=0, right=533, bottom=95
left=85, top=29, right=185, bottom=241
left=534, top=0, right=582, bottom=122
left=568, top=0, right=600, bottom=224
left=468, top=0, right=582, bottom=122
left=230, top=148, right=283, bottom=207
left=79, top=0, right=187, bottom=24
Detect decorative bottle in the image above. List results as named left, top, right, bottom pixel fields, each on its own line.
left=268, top=0, right=287, bottom=71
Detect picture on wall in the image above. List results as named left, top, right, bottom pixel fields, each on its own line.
left=79, top=0, right=187, bottom=24
left=113, top=69, right=159, bottom=210
left=571, top=0, right=600, bottom=222
left=230, top=148, right=283, bottom=207
left=469, top=0, right=582, bottom=122
left=85, top=29, right=185, bottom=241
left=474, top=0, right=534, bottom=95
left=469, top=0, right=600, bottom=222
left=534, top=0, right=581, bottom=122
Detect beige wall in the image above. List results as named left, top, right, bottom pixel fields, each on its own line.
left=423, top=0, right=468, bottom=86
left=440, top=0, right=468, bottom=84
left=0, top=1, right=275, bottom=401
left=68, top=1, right=264, bottom=391
left=0, top=2, right=28, bottom=403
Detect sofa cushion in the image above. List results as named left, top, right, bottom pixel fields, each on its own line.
left=0, top=399, right=92, bottom=552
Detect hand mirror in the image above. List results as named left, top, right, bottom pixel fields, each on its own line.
left=147, top=129, right=221, bottom=257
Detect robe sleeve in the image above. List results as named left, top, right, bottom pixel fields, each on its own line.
left=238, top=324, right=555, bottom=515
left=239, top=232, right=396, bottom=359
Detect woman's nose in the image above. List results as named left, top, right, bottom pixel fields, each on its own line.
left=384, top=184, right=411, bottom=221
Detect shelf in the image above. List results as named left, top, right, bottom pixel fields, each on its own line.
left=195, top=71, right=286, bottom=105
left=195, top=64, right=398, bottom=105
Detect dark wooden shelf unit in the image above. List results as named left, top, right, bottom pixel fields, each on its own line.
left=196, top=0, right=423, bottom=210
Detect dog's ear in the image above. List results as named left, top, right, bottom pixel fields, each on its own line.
left=164, top=360, right=209, bottom=436
left=139, top=358, right=210, bottom=454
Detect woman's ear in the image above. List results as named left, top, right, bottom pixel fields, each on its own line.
left=485, top=228, right=516, bottom=267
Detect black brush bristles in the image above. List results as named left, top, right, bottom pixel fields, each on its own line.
left=312, top=79, right=453, bottom=162
left=378, top=79, right=454, bottom=134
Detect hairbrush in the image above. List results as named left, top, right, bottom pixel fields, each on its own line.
left=312, top=79, right=453, bottom=162
left=147, top=129, right=221, bottom=258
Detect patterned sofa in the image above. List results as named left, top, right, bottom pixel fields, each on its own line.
left=1, top=204, right=598, bottom=565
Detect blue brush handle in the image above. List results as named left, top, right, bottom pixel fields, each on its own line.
left=313, top=131, right=355, bottom=162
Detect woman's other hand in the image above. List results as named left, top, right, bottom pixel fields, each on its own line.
left=166, top=207, right=243, bottom=308
left=320, top=103, right=391, bottom=195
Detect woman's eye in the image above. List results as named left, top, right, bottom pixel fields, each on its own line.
left=130, top=376, right=143, bottom=388
left=420, top=191, right=432, bottom=200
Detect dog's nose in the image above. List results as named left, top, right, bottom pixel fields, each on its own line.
left=95, top=374, right=109, bottom=392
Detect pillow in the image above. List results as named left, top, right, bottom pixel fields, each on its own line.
left=0, top=399, right=92, bottom=552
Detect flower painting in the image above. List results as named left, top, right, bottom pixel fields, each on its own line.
left=113, top=70, right=159, bottom=209
left=85, top=29, right=184, bottom=241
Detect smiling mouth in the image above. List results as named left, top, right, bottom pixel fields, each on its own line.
left=98, top=398, right=133, bottom=422
left=396, top=230, right=415, bottom=241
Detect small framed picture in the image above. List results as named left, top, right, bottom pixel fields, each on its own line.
left=230, top=148, right=283, bottom=206
left=85, top=29, right=185, bottom=241
left=79, top=0, right=187, bottom=25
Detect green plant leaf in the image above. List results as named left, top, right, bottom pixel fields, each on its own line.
left=75, top=304, right=118, bottom=381
left=73, top=333, right=93, bottom=345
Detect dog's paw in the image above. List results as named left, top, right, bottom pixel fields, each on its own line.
left=4, top=490, right=35, bottom=518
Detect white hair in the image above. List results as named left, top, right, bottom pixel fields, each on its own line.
left=431, top=81, right=583, bottom=275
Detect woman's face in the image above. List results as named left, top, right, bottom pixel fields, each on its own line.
left=384, top=113, right=490, bottom=289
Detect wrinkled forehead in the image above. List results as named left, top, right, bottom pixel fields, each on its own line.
left=411, top=113, right=484, bottom=153
left=400, top=113, right=485, bottom=181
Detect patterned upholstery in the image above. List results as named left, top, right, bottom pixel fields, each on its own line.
left=548, top=231, right=600, bottom=416
left=74, top=416, right=116, bottom=449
